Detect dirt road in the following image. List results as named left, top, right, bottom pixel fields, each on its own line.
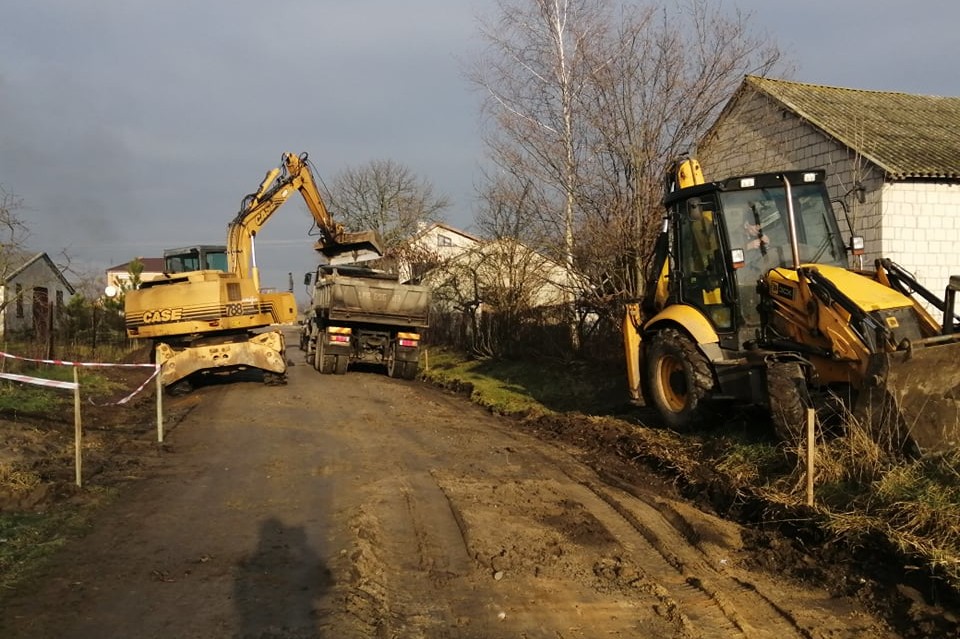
left=1, top=347, right=897, bottom=638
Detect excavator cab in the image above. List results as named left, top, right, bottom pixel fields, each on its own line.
left=163, top=245, right=228, bottom=274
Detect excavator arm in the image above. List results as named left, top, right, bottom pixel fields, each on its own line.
left=227, top=152, right=383, bottom=290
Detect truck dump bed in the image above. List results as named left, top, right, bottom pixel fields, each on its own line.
left=313, top=266, right=430, bottom=328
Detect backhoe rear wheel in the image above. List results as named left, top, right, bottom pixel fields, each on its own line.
left=645, top=328, right=715, bottom=432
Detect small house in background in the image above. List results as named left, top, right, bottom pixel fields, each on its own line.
left=398, top=222, right=481, bottom=283
left=0, top=252, right=76, bottom=337
left=105, top=257, right=166, bottom=291
left=697, top=75, right=960, bottom=301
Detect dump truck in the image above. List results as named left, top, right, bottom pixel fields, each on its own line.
left=121, top=152, right=382, bottom=391
left=301, top=264, right=431, bottom=379
left=624, top=159, right=960, bottom=454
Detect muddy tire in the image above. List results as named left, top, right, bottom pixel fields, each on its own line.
left=767, top=361, right=811, bottom=442
left=334, top=355, right=348, bottom=375
left=315, top=334, right=336, bottom=375
left=644, top=328, right=715, bottom=431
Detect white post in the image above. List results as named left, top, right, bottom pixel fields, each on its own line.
left=74, top=366, right=82, bottom=488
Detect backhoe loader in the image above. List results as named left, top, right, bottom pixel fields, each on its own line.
left=624, top=159, right=960, bottom=454
left=122, top=152, right=382, bottom=390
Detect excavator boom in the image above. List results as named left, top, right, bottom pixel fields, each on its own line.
left=228, top=152, right=383, bottom=289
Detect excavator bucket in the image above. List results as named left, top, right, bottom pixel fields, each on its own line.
left=862, top=339, right=960, bottom=455
left=316, top=230, right=384, bottom=266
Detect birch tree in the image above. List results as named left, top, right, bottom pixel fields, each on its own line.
left=470, top=0, right=786, bottom=316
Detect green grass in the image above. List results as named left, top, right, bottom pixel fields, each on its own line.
left=0, top=487, right=115, bottom=593
left=422, top=346, right=625, bottom=416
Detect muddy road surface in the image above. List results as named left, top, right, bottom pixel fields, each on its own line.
left=2, top=353, right=896, bottom=638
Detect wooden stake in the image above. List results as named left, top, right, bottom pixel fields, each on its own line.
left=806, top=407, right=815, bottom=507
left=156, top=364, right=164, bottom=443
left=74, top=366, right=82, bottom=488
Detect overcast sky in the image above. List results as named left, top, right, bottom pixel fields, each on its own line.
left=2, top=1, right=959, bottom=295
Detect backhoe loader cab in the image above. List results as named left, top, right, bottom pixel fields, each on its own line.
left=664, top=169, right=849, bottom=333
left=626, top=162, right=960, bottom=455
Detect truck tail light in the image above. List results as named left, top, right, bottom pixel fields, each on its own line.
left=397, top=332, right=420, bottom=348
left=328, top=326, right=351, bottom=344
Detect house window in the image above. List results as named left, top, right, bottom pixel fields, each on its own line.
left=437, top=234, right=452, bottom=247
left=56, top=290, right=64, bottom=314
left=15, top=284, right=23, bottom=318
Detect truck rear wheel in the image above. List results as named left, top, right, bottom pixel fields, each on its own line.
left=314, top=334, right=336, bottom=374
left=334, top=355, right=348, bottom=375
left=645, top=328, right=715, bottom=431
left=387, top=344, right=418, bottom=380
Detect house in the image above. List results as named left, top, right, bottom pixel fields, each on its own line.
left=0, top=252, right=76, bottom=337
left=105, top=257, right=166, bottom=291
left=422, top=237, right=579, bottom=312
left=398, top=222, right=481, bottom=283
left=697, top=75, right=960, bottom=302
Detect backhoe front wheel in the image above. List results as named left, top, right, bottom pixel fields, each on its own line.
left=767, top=361, right=812, bottom=443
left=644, top=328, right=715, bottom=432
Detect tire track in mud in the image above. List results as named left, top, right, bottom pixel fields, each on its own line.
left=330, top=379, right=485, bottom=637
left=530, top=439, right=893, bottom=639
left=563, top=478, right=807, bottom=639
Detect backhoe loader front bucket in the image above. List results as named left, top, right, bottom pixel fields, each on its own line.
left=864, top=338, right=960, bottom=455
left=316, top=230, right=384, bottom=266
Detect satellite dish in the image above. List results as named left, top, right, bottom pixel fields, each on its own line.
left=104, top=285, right=119, bottom=298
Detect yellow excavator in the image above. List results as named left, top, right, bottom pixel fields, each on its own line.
left=122, top=152, right=382, bottom=391
left=624, top=159, right=960, bottom=454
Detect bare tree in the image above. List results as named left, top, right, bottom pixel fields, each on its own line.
left=470, top=0, right=786, bottom=316
left=321, top=159, right=450, bottom=260
left=0, top=186, right=32, bottom=316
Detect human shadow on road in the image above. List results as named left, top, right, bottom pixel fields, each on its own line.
left=233, top=517, right=332, bottom=638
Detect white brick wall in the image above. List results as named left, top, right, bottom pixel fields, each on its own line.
left=882, top=182, right=960, bottom=304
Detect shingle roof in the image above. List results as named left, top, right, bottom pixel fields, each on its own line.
left=5, top=252, right=76, bottom=294
left=106, top=257, right=166, bottom=273
left=746, top=76, right=960, bottom=180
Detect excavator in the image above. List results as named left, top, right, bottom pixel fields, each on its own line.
left=624, top=158, right=960, bottom=455
left=122, top=152, right=382, bottom=391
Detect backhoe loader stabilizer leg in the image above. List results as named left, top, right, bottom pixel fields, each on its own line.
left=624, top=303, right=644, bottom=402
left=155, top=330, right=287, bottom=388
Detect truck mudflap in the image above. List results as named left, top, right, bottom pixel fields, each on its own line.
left=863, top=337, right=960, bottom=454
left=155, top=330, right=287, bottom=387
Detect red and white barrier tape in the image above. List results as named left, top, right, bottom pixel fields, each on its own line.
left=0, top=351, right=154, bottom=368
left=107, top=367, right=160, bottom=405
left=0, top=372, right=79, bottom=390
left=0, top=351, right=160, bottom=404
